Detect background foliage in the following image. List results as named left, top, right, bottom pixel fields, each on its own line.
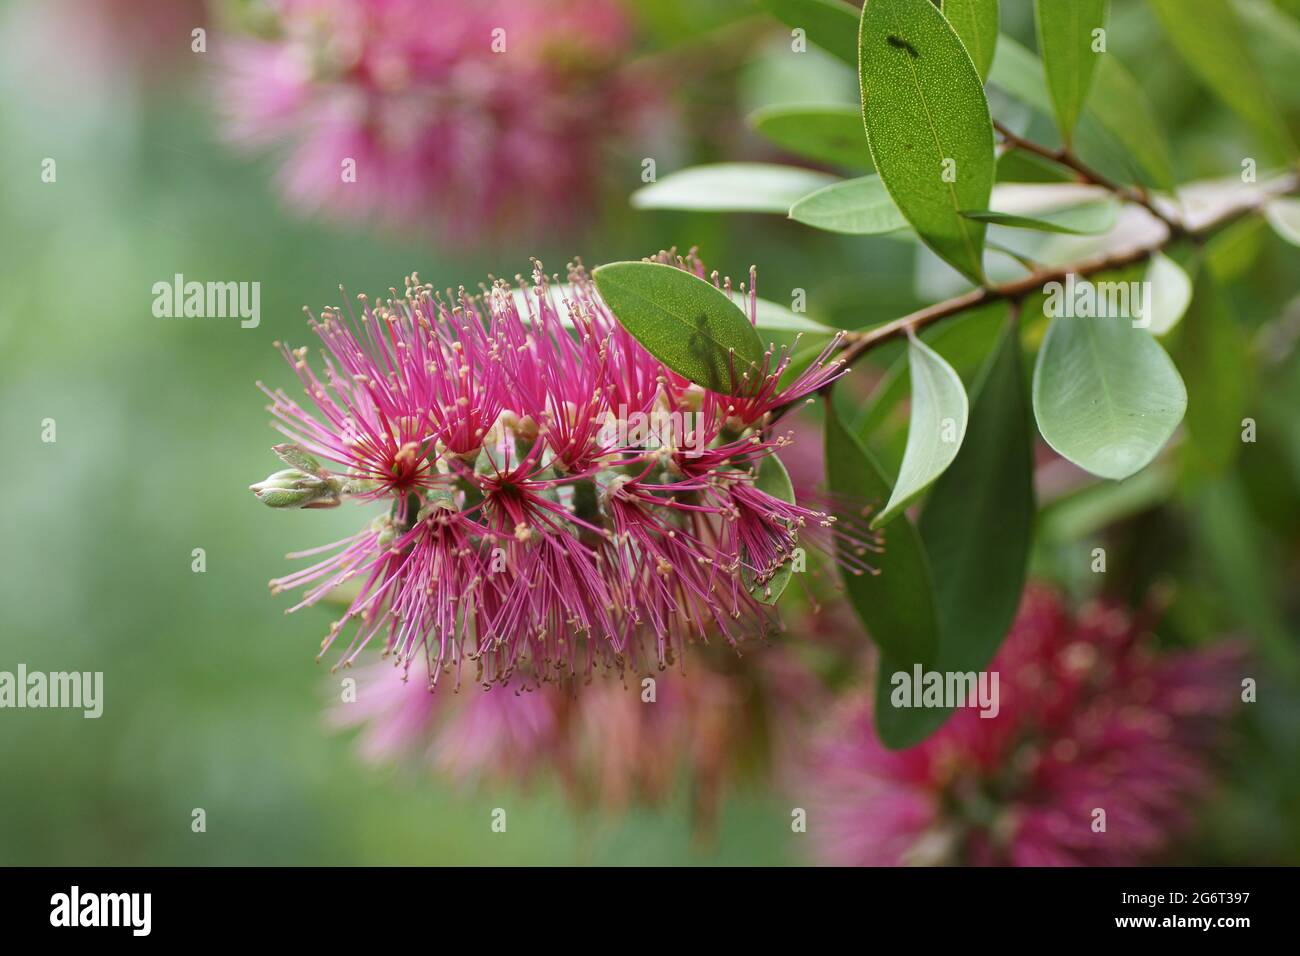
left=0, top=0, right=1298, bottom=864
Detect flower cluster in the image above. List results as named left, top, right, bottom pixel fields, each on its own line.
left=332, top=651, right=820, bottom=823
left=254, top=251, right=856, bottom=691
left=217, top=0, right=646, bottom=240
left=806, top=587, right=1244, bottom=866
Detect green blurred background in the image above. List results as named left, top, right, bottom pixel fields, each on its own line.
left=1, top=0, right=1298, bottom=865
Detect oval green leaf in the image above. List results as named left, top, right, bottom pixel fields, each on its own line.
left=788, top=175, right=909, bottom=234
left=917, top=315, right=1034, bottom=677
left=1149, top=0, right=1293, bottom=154
left=1142, top=251, right=1193, bottom=336
left=875, top=313, right=1034, bottom=749
left=1088, top=54, right=1175, bottom=193
left=1265, top=198, right=1300, bottom=246
left=630, top=163, right=838, bottom=213
left=750, top=104, right=873, bottom=171
left=591, top=261, right=764, bottom=395
left=941, top=0, right=999, bottom=81
left=1033, top=0, right=1107, bottom=145
left=826, top=390, right=939, bottom=673
left=758, top=0, right=862, bottom=66
left=753, top=296, right=834, bottom=333
left=859, top=0, right=995, bottom=284
left=1032, top=306, right=1188, bottom=480
left=962, top=199, right=1117, bottom=234
left=872, top=334, right=970, bottom=527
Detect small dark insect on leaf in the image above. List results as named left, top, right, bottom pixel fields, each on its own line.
left=887, top=35, right=920, bottom=59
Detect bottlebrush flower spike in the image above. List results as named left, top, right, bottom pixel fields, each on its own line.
left=806, top=587, right=1245, bottom=866
left=252, top=253, right=866, bottom=690
left=215, top=0, right=647, bottom=242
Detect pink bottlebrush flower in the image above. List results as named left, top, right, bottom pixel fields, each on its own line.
left=806, top=587, right=1245, bottom=866
left=215, top=0, right=645, bottom=241
left=332, top=643, right=826, bottom=822
left=254, top=253, right=856, bottom=691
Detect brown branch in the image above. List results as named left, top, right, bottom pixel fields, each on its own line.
left=993, top=120, right=1184, bottom=235
left=798, top=168, right=1300, bottom=404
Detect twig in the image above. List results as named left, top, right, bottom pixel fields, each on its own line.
left=795, top=168, right=1300, bottom=407
left=993, top=119, right=1184, bottom=236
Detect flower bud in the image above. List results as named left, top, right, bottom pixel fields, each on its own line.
left=250, top=468, right=340, bottom=509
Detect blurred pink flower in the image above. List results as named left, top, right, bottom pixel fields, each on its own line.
left=217, top=0, right=647, bottom=241
left=333, top=642, right=825, bottom=822
left=807, top=587, right=1244, bottom=866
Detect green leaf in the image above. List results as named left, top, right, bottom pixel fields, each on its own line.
left=1265, top=198, right=1300, bottom=245
left=859, top=0, right=995, bottom=284
left=591, top=261, right=764, bottom=394
left=1142, top=252, right=1193, bottom=336
left=856, top=302, right=1005, bottom=443
left=1088, top=54, right=1176, bottom=193
left=872, top=334, right=970, bottom=526
left=826, top=391, right=939, bottom=673
left=917, top=315, right=1034, bottom=689
left=753, top=296, right=833, bottom=333
left=745, top=454, right=798, bottom=604
left=1034, top=0, right=1107, bottom=145
left=990, top=37, right=1174, bottom=192
left=1172, top=267, right=1249, bottom=476
left=509, top=285, right=828, bottom=336
left=941, top=0, right=999, bottom=81
left=750, top=104, right=873, bottom=171
left=787, top=175, right=908, bottom=234
left=1032, top=298, right=1188, bottom=480
left=1188, top=475, right=1298, bottom=675
left=630, top=163, right=838, bottom=213
left=1148, top=0, right=1294, bottom=155
left=961, top=200, right=1117, bottom=234
left=757, top=0, right=861, bottom=66
left=988, top=33, right=1052, bottom=114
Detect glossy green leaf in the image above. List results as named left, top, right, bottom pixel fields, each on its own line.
left=859, top=0, right=995, bottom=284
left=1033, top=301, right=1188, bottom=480
left=941, top=0, right=999, bottom=81
left=1088, top=54, right=1176, bottom=193
left=745, top=454, right=797, bottom=604
left=826, top=391, right=939, bottom=675
left=750, top=104, right=872, bottom=171
left=918, top=316, right=1034, bottom=681
left=591, top=261, right=763, bottom=394
left=630, top=163, right=838, bottom=213
left=873, top=334, right=969, bottom=526
left=1149, top=0, right=1293, bottom=154
left=758, top=0, right=862, bottom=66
left=1142, top=252, right=1193, bottom=336
left=1034, top=0, right=1107, bottom=144
left=1265, top=198, right=1300, bottom=245
left=962, top=199, right=1117, bottom=234
left=788, top=175, right=908, bottom=234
